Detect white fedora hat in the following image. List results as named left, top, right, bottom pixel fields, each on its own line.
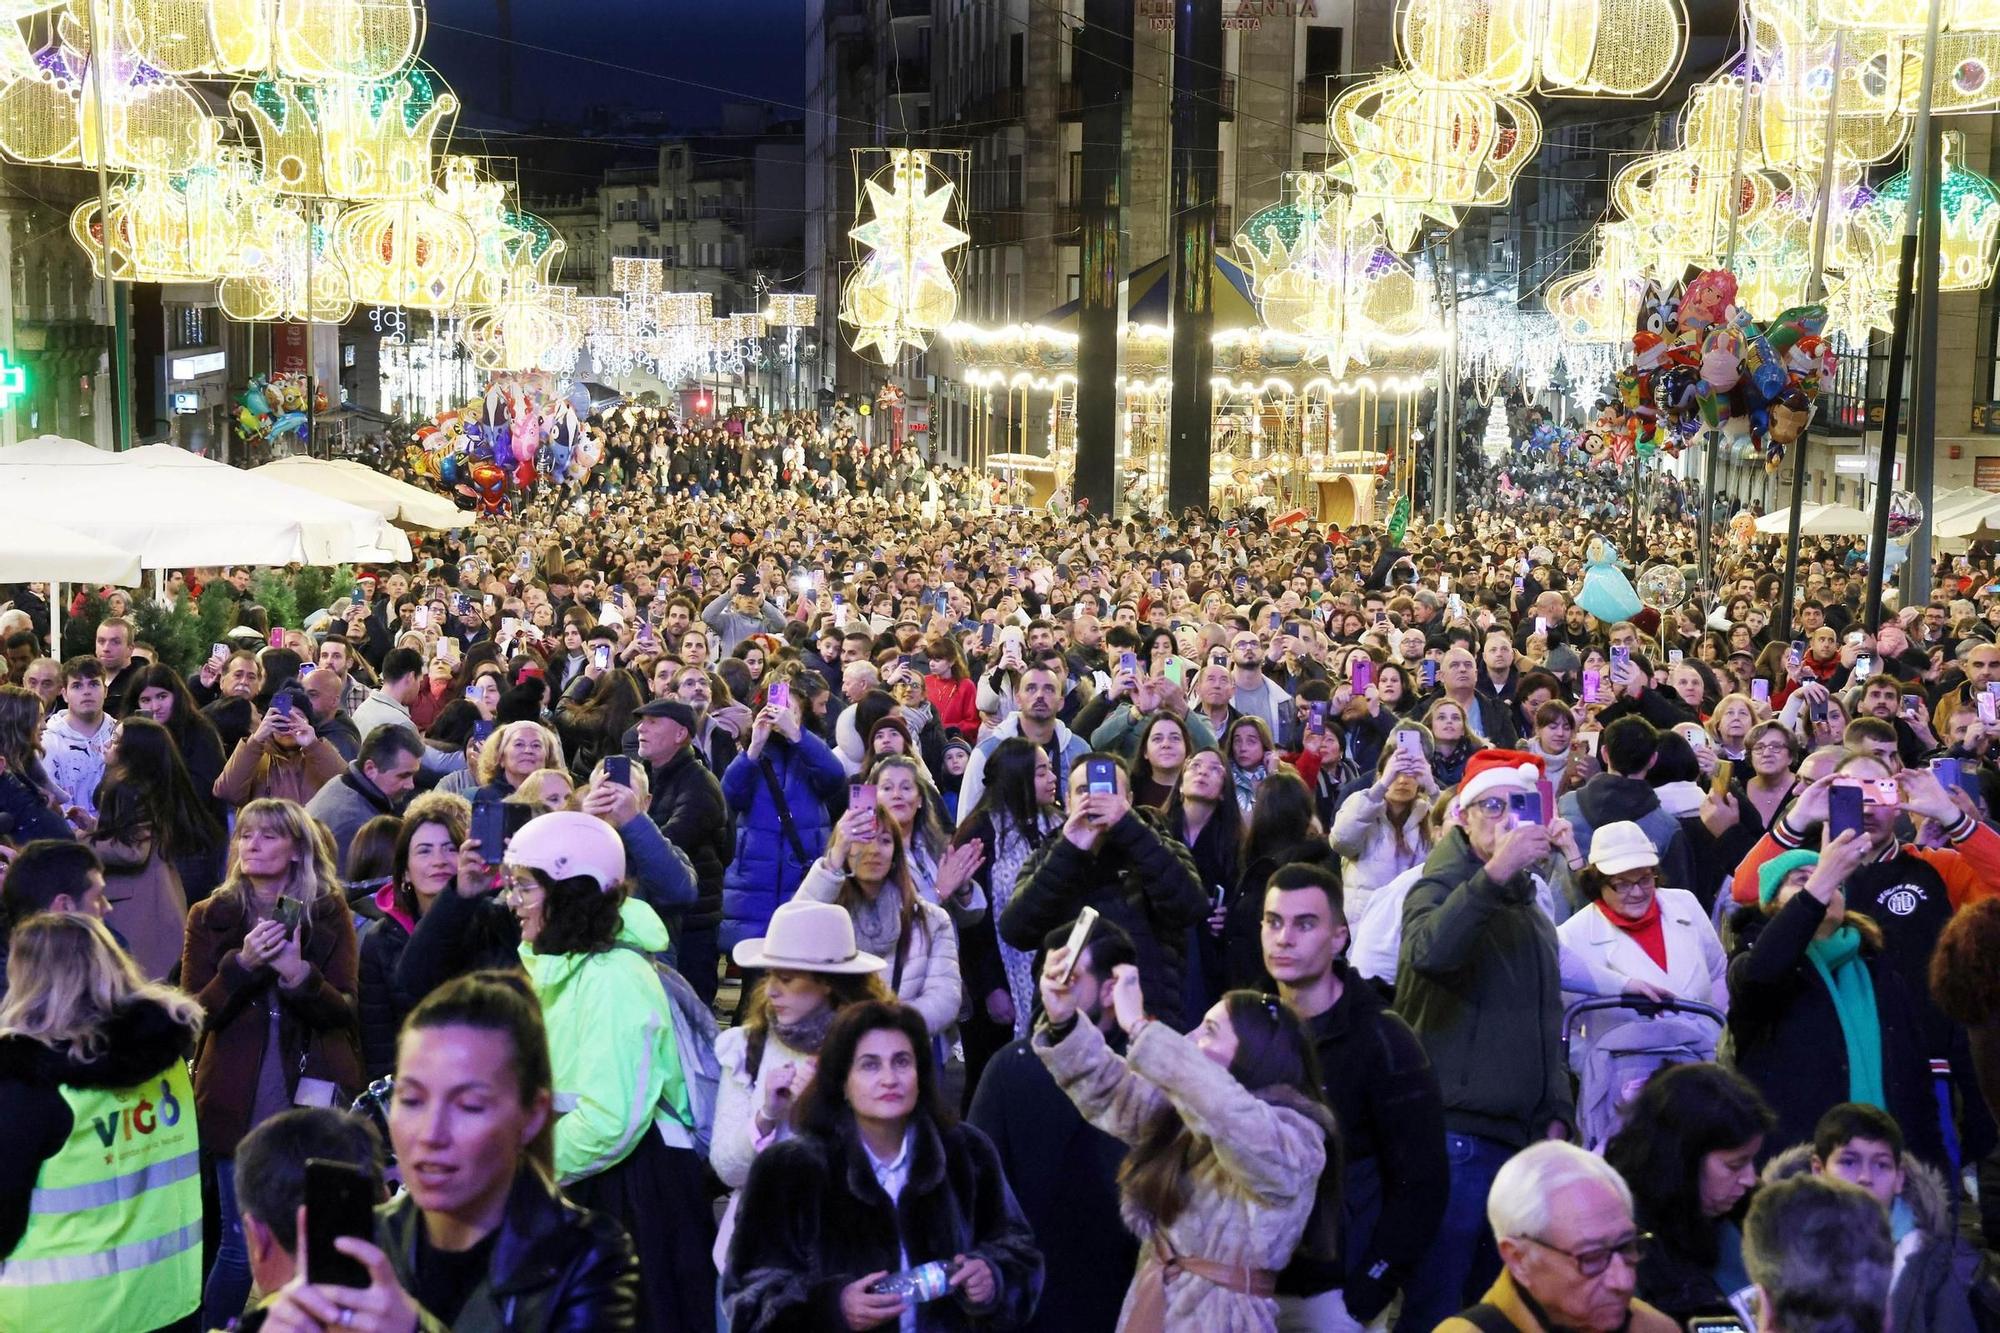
left=731, top=900, right=885, bottom=975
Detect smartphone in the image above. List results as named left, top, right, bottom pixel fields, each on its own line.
left=1689, top=1319, right=1751, bottom=1333
left=1611, top=644, right=1631, bottom=672
left=592, top=644, right=612, bottom=671
left=1509, top=788, right=1546, bottom=824
left=1902, top=693, right=1924, bottom=717
left=1535, top=616, right=1548, bottom=636
left=1438, top=574, right=1451, bottom=593
left=768, top=680, right=791, bottom=711
left=1058, top=905, right=1100, bottom=983
left=1268, top=610, right=1282, bottom=632
left=413, top=606, right=431, bottom=630
left=1164, top=658, right=1183, bottom=686
left=1828, top=781, right=1865, bottom=840
left=471, top=794, right=506, bottom=865
left=1282, top=621, right=1301, bottom=639
left=1582, top=669, right=1602, bottom=704
left=270, top=691, right=294, bottom=716
left=268, top=627, right=285, bottom=649
left=472, top=719, right=494, bottom=748
left=304, top=1158, right=376, bottom=1288
left=1751, top=678, right=1770, bottom=704
left=1790, top=639, right=1807, bottom=665
left=980, top=621, right=996, bottom=648
left=1351, top=657, right=1374, bottom=691
left=464, top=685, right=481, bottom=703
left=849, top=780, right=877, bottom=831
left=1150, top=569, right=1161, bottom=588
left=1420, top=659, right=1439, bottom=689
left=1669, top=649, right=1684, bottom=665
left=1396, top=728, right=1426, bottom=762
left=271, top=895, right=303, bottom=932
left=1119, top=651, right=1138, bottom=676
left=1579, top=730, right=1600, bottom=758
left=1711, top=759, right=1735, bottom=800
left=1854, top=654, right=1874, bottom=680
left=1812, top=692, right=1831, bottom=723
left=1933, top=757, right=1964, bottom=793
left=1306, top=701, right=1328, bottom=735
left=1086, top=757, right=1118, bottom=796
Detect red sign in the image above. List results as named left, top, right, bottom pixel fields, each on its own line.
left=272, top=324, right=310, bottom=375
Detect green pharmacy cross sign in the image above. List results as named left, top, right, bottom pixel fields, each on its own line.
left=0, top=351, right=26, bottom=407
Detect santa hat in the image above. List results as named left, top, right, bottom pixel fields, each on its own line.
left=1453, top=749, right=1545, bottom=815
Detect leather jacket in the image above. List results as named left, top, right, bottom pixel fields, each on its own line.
left=376, top=1163, right=638, bottom=1333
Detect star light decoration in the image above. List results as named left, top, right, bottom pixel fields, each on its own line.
left=841, top=148, right=969, bottom=363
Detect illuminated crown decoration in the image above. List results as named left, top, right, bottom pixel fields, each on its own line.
left=0, top=31, right=222, bottom=172
left=114, top=0, right=423, bottom=79
left=1326, top=72, right=1541, bottom=250
left=1399, top=0, right=1688, bottom=97
left=1544, top=224, right=1642, bottom=341
left=1234, top=175, right=1410, bottom=372
left=330, top=195, right=474, bottom=309
left=841, top=147, right=968, bottom=362
left=218, top=197, right=356, bottom=323
left=69, top=156, right=254, bottom=281
left=231, top=68, right=455, bottom=199
left=1756, top=0, right=2000, bottom=118
left=1855, top=130, right=2000, bottom=292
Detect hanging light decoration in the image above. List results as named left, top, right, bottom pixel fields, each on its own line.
left=1854, top=129, right=2000, bottom=291
left=115, top=0, right=424, bottom=80
left=841, top=147, right=969, bottom=362
left=231, top=67, right=456, bottom=199
left=1399, top=0, right=1690, bottom=98
left=764, top=293, right=817, bottom=326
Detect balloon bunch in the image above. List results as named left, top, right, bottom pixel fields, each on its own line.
left=233, top=373, right=327, bottom=445
left=1609, top=269, right=1835, bottom=470
left=410, top=375, right=601, bottom=516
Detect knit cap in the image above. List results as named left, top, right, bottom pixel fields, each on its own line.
left=1757, top=848, right=1821, bottom=904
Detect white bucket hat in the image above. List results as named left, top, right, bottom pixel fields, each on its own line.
left=1589, top=821, right=1661, bottom=878
left=732, top=900, right=885, bottom=975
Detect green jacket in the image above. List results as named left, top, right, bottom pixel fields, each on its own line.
left=1393, top=827, right=1574, bottom=1146
left=523, top=899, right=691, bottom=1185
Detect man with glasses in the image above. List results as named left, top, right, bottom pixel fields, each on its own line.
left=1394, top=749, right=1581, bottom=1333
left=1436, top=1141, right=1673, bottom=1333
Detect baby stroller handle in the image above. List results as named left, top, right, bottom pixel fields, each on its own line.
left=1561, top=995, right=1725, bottom=1044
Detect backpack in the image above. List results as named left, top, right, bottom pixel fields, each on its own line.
left=614, top=944, right=722, bottom=1160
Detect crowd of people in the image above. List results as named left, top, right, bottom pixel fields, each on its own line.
left=2, top=409, right=2000, bottom=1333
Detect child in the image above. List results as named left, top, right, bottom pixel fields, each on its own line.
left=1763, top=1103, right=1989, bottom=1333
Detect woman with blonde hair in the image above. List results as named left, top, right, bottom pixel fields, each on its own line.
left=182, top=797, right=363, bottom=1327
left=0, top=914, right=205, bottom=1332
left=506, top=766, right=576, bottom=816
left=472, top=719, right=567, bottom=801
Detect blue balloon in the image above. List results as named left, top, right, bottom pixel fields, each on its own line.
left=269, top=411, right=307, bottom=441
left=241, top=388, right=272, bottom=417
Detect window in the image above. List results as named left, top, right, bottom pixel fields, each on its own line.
left=1304, top=26, right=1344, bottom=77
left=172, top=305, right=209, bottom=350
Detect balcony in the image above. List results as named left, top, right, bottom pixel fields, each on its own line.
left=1058, top=76, right=1083, bottom=120
left=1217, top=75, right=1235, bottom=120
left=1298, top=78, right=1329, bottom=123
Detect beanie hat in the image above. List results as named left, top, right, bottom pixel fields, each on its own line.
left=1757, top=848, right=1820, bottom=905
left=1453, top=749, right=1544, bottom=814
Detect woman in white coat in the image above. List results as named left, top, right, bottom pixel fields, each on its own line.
left=1556, top=820, right=1729, bottom=1012
left=1328, top=735, right=1435, bottom=921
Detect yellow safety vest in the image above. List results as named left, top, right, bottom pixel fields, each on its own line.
left=0, top=1060, right=201, bottom=1332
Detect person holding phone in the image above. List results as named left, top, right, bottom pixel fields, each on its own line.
left=182, top=798, right=363, bottom=1328
left=214, top=684, right=346, bottom=812
left=258, top=973, right=642, bottom=1333
left=1727, top=835, right=1948, bottom=1168
left=1332, top=737, right=1439, bottom=921
left=922, top=636, right=980, bottom=740
left=0, top=913, right=205, bottom=1333
left=724, top=1001, right=1043, bottom=1332
left=1031, top=945, right=1340, bottom=1330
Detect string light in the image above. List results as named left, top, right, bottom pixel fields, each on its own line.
left=1399, top=0, right=1689, bottom=98
left=1855, top=129, right=2000, bottom=291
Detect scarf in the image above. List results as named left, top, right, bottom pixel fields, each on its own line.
left=1231, top=762, right=1269, bottom=814
left=1808, top=925, right=1885, bottom=1110
left=769, top=1004, right=836, bottom=1056
left=1594, top=895, right=1667, bottom=971
left=988, top=814, right=1046, bottom=1039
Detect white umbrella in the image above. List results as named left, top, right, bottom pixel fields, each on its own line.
left=0, top=437, right=410, bottom=564
left=0, top=516, right=141, bottom=584
left=248, top=456, right=464, bottom=529
left=1755, top=503, right=1873, bottom=537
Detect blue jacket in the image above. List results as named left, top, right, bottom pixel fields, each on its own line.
left=719, top=731, right=848, bottom=949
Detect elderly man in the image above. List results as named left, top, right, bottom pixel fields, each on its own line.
left=1436, top=644, right=1520, bottom=747
left=1742, top=1176, right=1893, bottom=1333
left=1436, top=1141, right=1675, bottom=1333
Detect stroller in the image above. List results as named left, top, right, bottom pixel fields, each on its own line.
left=1563, top=995, right=1726, bottom=1153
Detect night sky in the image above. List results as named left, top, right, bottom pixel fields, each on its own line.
left=423, top=0, right=808, bottom=128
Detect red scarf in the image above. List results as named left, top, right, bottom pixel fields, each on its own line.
left=1595, top=895, right=1667, bottom=971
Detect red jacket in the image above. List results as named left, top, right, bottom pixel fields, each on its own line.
left=925, top=674, right=979, bottom=739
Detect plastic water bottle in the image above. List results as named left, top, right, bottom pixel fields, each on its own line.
left=869, top=1261, right=951, bottom=1303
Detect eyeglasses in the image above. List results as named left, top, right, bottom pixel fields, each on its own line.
left=1518, top=1232, right=1651, bottom=1277
left=1750, top=740, right=1793, bottom=755
left=1606, top=870, right=1657, bottom=893
left=1465, top=796, right=1513, bottom=818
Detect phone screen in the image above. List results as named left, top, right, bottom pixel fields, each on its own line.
left=1119, top=651, right=1137, bottom=676
left=1086, top=758, right=1117, bottom=796
left=768, top=680, right=791, bottom=711
left=1268, top=611, right=1282, bottom=632
left=1611, top=645, right=1631, bottom=672
left=1420, top=660, right=1438, bottom=689
left=304, top=1159, right=376, bottom=1288
left=1582, top=669, right=1602, bottom=703
left=1306, top=702, right=1327, bottom=735
left=1828, top=782, right=1865, bottom=841
left=593, top=644, right=612, bottom=671
left=472, top=795, right=506, bottom=864
left=1751, top=678, right=1770, bottom=704
left=1058, top=906, right=1100, bottom=983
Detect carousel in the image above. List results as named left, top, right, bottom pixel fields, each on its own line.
left=946, top=187, right=1443, bottom=526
